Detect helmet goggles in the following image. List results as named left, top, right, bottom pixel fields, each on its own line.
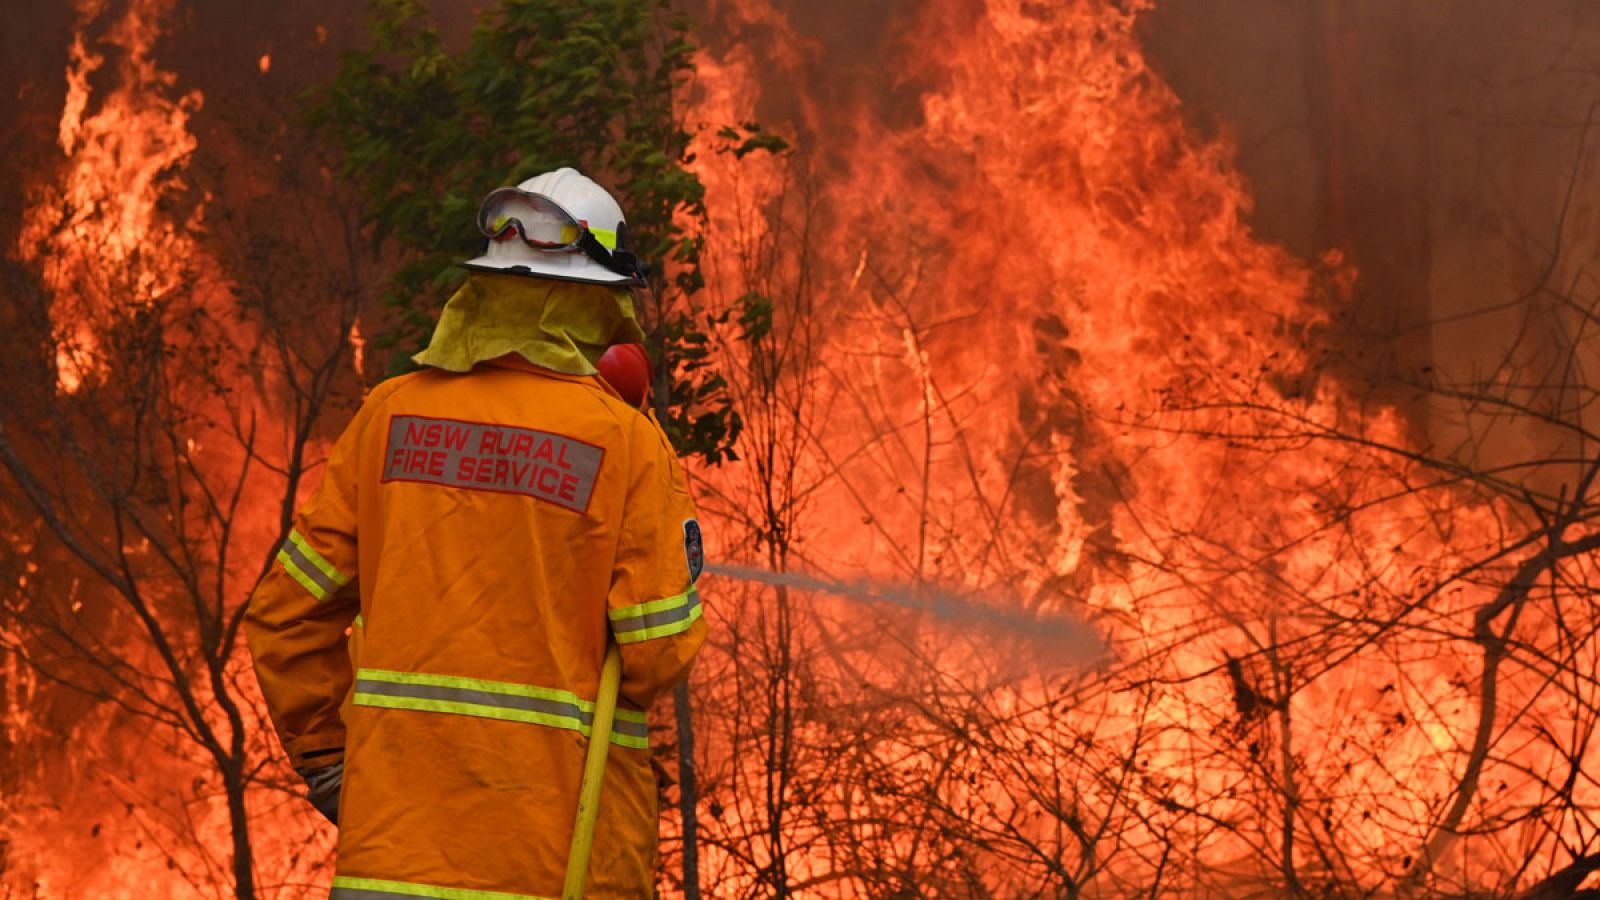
left=476, top=187, right=645, bottom=284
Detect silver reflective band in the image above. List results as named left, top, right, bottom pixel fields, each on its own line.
left=356, top=676, right=585, bottom=723
left=275, top=529, right=350, bottom=601
left=612, top=592, right=701, bottom=632
left=351, top=669, right=648, bottom=748
left=332, top=875, right=553, bottom=899
left=609, top=587, right=702, bottom=644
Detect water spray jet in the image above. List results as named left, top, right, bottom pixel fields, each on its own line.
left=703, top=562, right=1107, bottom=665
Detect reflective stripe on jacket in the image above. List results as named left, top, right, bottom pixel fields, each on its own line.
left=245, top=357, right=706, bottom=898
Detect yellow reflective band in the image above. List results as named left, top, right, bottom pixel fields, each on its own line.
left=330, top=875, right=553, bottom=900
left=610, top=587, right=702, bottom=645
left=275, top=530, right=350, bottom=601
left=612, top=588, right=696, bottom=620
left=617, top=603, right=703, bottom=644
left=275, top=547, right=327, bottom=599
left=359, top=668, right=580, bottom=703
left=352, top=692, right=584, bottom=732
left=610, top=734, right=649, bottom=750
left=288, top=530, right=348, bottom=585
left=352, top=669, right=649, bottom=749
left=588, top=226, right=617, bottom=249
left=610, top=705, right=650, bottom=750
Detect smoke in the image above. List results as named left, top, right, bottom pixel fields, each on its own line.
left=704, top=562, right=1108, bottom=665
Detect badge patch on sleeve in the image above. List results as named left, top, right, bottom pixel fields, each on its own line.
left=683, top=518, right=704, bottom=583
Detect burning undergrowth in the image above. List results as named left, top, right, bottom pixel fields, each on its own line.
left=2, top=0, right=1598, bottom=896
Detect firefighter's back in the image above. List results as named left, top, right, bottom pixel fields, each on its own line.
left=247, top=168, right=706, bottom=900
left=335, top=360, right=661, bottom=898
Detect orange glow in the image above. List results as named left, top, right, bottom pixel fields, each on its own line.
left=350, top=318, right=368, bottom=383
left=680, top=0, right=1592, bottom=894
left=5, top=0, right=1595, bottom=896
left=21, top=0, right=202, bottom=395
left=7, top=0, right=337, bottom=895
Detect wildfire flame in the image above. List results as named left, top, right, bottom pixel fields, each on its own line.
left=7, top=0, right=339, bottom=895
left=5, top=0, right=1595, bottom=895
left=684, top=0, right=1584, bottom=893
left=22, top=0, right=204, bottom=395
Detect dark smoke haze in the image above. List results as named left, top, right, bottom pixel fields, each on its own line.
left=1142, top=2, right=1600, bottom=448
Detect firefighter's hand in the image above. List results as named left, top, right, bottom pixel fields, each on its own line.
left=298, top=761, right=343, bottom=826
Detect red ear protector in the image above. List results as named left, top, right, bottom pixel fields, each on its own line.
left=596, top=344, right=651, bottom=408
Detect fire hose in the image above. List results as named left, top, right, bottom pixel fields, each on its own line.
left=561, top=347, right=647, bottom=897
left=563, top=642, right=623, bottom=899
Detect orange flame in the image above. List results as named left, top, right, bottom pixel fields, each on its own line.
left=5, top=0, right=1591, bottom=895
left=7, top=0, right=339, bottom=895
left=683, top=0, right=1580, bottom=894
left=21, top=0, right=203, bottom=395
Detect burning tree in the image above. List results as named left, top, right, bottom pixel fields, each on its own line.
left=671, top=0, right=1600, bottom=895
left=0, top=0, right=375, bottom=895
left=5, top=0, right=1600, bottom=896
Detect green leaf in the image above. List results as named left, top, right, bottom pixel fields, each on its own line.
left=306, top=0, right=776, bottom=467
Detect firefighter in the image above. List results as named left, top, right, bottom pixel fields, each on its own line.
left=245, top=167, right=706, bottom=899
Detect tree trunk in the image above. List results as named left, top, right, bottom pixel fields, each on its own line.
left=222, top=764, right=256, bottom=900
left=673, top=680, right=700, bottom=899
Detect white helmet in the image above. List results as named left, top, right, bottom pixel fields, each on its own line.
left=461, top=167, right=645, bottom=286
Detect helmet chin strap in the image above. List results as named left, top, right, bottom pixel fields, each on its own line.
left=574, top=223, right=647, bottom=285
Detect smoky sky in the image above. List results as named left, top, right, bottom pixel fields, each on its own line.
left=689, top=0, right=970, bottom=138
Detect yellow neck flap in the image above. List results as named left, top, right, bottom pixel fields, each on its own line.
left=413, top=272, right=647, bottom=375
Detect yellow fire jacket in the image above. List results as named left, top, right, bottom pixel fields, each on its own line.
left=246, top=356, right=706, bottom=899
